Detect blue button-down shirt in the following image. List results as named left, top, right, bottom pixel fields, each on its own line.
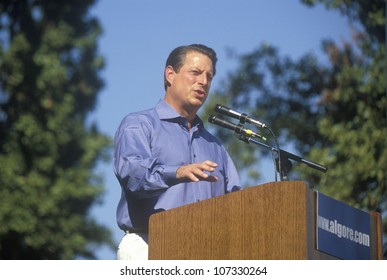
left=114, top=99, right=241, bottom=231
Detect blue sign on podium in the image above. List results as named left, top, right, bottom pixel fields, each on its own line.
left=316, top=192, right=371, bottom=259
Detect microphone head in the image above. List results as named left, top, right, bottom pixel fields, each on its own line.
left=214, top=104, right=226, bottom=113
left=208, top=115, right=216, bottom=123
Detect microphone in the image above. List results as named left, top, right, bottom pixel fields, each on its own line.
left=208, top=115, right=266, bottom=141
left=215, top=104, right=267, bottom=128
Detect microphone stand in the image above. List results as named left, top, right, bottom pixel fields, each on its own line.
left=236, top=134, right=328, bottom=181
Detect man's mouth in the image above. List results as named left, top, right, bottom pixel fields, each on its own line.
left=194, top=89, right=206, bottom=96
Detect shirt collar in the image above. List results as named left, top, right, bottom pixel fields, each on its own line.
left=155, top=99, right=204, bottom=128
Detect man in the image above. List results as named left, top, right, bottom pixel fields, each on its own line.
left=113, top=44, right=241, bottom=260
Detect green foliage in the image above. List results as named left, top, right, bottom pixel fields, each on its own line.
left=203, top=0, right=386, bottom=258
left=0, top=0, right=113, bottom=259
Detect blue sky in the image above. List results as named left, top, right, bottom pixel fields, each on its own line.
left=89, top=0, right=352, bottom=259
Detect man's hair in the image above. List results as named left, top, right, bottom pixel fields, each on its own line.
left=164, top=44, right=217, bottom=90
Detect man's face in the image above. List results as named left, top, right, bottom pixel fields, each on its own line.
left=165, top=51, right=214, bottom=116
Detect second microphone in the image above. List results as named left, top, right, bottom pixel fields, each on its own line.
left=208, top=115, right=266, bottom=141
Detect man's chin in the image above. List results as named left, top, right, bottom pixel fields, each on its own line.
left=192, top=96, right=206, bottom=106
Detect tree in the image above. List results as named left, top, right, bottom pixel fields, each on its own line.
left=202, top=0, right=386, bottom=258
left=0, top=0, right=113, bottom=259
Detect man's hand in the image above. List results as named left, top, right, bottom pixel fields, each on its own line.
left=176, top=160, right=218, bottom=182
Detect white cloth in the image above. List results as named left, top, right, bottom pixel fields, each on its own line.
left=117, top=232, right=148, bottom=260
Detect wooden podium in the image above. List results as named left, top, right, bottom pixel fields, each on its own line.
left=148, top=181, right=382, bottom=260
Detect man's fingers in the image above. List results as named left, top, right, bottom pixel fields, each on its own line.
left=200, top=161, right=218, bottom=172
left=203, top=160, right=218, bottom=168
left=176, top=161, right=219, bottom=182
left=194, top=169, right=218, bottom=182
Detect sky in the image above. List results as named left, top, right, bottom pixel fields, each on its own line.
left=89, top=0, right=352, bottom=259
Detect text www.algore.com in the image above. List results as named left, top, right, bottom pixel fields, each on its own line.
left=317, top=215, right=370, bottom=246
left=120, top=265, right=268, bottom=277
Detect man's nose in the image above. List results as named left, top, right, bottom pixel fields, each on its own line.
left=198, top=73, right=209, bottom=86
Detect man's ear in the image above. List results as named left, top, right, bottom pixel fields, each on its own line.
left=165, top=65, right=175, bottom=86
